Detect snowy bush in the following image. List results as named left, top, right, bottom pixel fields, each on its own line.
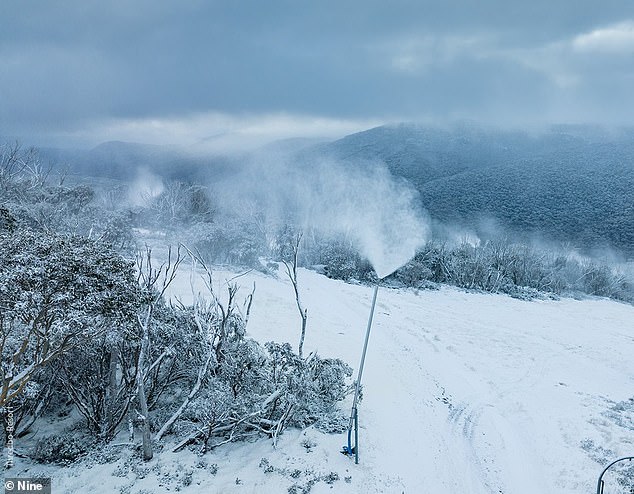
left=172, top=338, right=352, bottom=452
left=581, top=263, right=630, bottom=299
left=33, top=433, right=92, bottom=465
left=381, top=239, right=633, bottom=302
left=393, top=257, right=433, bottom=287
left=142, top=181, right=215, bottom=228
left=308, top=237, right=374, bottom=282
left=100, top=210, right=136, bottom=252
left=263, top=342, right=352, bottom=430
left=322, top=245, right=373, bottom=281
left=184, top=219, right=267, bottom=267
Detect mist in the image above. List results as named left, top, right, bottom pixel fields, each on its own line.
left=211, top=153, right=430, bottom=279
left=20, top=119, right=633, bottom=281
left=297, top=161, right=430, bottom=278
left=127, top=167, right=164, bottom=207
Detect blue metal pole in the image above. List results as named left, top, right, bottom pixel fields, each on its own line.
left=346, top=283, right=379, bottom=463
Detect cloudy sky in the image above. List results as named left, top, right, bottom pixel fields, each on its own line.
left=2, top=1, right=634, bottom=147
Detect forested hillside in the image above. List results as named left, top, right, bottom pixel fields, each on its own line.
left=309, top=124, right=634, bottom=256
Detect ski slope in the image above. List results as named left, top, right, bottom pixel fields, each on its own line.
left=42, top=264, right=634, bottom=493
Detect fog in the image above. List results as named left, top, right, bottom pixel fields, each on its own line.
left=209, top=153, right=430, bottom=279
left=127, top=167, right=165, bottom=207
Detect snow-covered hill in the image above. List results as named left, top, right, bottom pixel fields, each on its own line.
left=18, top=265, right=634, bottom=493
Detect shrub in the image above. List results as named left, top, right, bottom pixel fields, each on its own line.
left=184, top=219, right=267, bottom=267
left=174, top=340, right=352, bottom=451
left=317, top=239, right=374, bottom=281
left=33, top=433, right=91, bottom=465
left=384, top=239, right=633, bottom=302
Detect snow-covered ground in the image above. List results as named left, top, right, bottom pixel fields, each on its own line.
left=10, top=264, right=634, bottom=493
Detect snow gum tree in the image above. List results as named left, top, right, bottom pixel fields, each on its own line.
left=0, top=224, right=139, bottom=409
left=134, top=246, right=183, bottom=460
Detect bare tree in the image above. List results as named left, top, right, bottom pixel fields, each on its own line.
left=0, top=142, right=32, bottom=195
left=135, top=245, right=183, bottom=460
left=282, top=231, right=308, bottom=358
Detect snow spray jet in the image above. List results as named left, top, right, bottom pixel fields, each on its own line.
left=293, top=160, right=429, bottom=275
left=127, top=167, right=164, bottom=207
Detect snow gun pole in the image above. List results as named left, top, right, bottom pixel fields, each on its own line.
left=346, top=282, right=379, bottom=464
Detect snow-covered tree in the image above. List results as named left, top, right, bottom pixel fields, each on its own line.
left=0, top=225, right=139, bottom=409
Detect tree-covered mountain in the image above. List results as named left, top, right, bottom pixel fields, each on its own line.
left=307, top=124, right=634, bottom=257
left=418, top=144, right=634, bottom=254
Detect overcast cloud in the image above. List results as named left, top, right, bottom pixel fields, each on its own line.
left=1, top=1, right=634, bottom=147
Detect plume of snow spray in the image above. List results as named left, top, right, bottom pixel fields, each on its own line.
left=213, top=152, right=429, bottom=276
left=128, top=167, right=164, bottom=207
left=295, top=160, right=429, bottom=278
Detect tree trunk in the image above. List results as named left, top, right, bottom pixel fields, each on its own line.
left=137, top=377, right=152, bottom=461
left=105, top=347, right=118, bottom=439
left=136, top=313, right=153, bottom=461
left=298, top=309, right=307, bottom=358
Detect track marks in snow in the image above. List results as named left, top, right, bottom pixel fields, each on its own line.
left=448, top=401, right=483, bottom=443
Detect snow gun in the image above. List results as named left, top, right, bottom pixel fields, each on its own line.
left=343, top=283, right=379, bottom=464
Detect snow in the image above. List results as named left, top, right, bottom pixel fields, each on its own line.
left=9, top=264, right=634, bottom=493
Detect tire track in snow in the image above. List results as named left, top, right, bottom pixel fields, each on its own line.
left=388, top=301, right=545, bottom=494
left=371, top=311, right=496, bottom=493
left=438, top=370, right=548, bottom=494
left=444, top=398, right=504, bottom=493
left=448, top=402, right=482, bottom=442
